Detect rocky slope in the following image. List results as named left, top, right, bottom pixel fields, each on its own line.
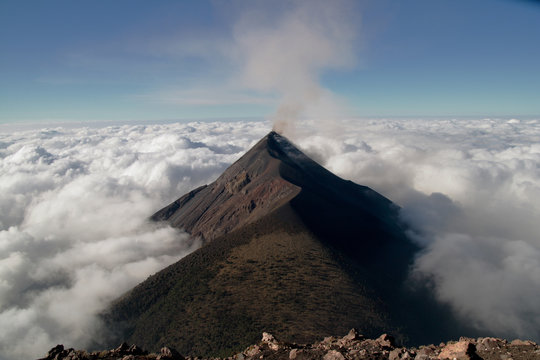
left=40, top=330, right=540, bottom=360
left=150, top=131, right=405, bottom=246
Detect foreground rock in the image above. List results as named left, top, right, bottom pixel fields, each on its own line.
left=39, top=330, right=540, bottom=360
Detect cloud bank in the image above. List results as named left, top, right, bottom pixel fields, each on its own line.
left=2, top=117, right=540, bottom=359
left=293, top=117, right=540, bottom=341
left=0, top=121, right=269, bottom=359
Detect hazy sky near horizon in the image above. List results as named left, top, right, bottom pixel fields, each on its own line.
left=1, top=0, right=539, bottom=124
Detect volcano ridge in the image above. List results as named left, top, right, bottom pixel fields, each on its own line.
left=103, top=131, right=476, bottom=357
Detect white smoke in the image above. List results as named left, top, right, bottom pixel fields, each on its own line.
left=232, top=0, right=358, bottom=136
left=294, top=117, right=540, bottom=341
left=0, top=121, right=269, bottom=359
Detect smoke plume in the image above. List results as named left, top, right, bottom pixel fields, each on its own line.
left=232, top=0, right=358, bottom=136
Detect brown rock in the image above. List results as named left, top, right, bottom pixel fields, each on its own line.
left=403, top=351, right=414, bottom=359
left=261, top=332, right=277, bottom=343
left=289, top=348, right=300, bottom=359
left=38, top=332, right=540, bottom=360
left=390, top=348, right=405, bottom=360
left=289, top=348, right=315, bottom=360
left=96, top=350, right=111, bottom=357
left=52, top=348, right=74, bottom=360
left=415, top=346, right=436, bottom=360
left=244, top=344, right=261, bottom=357
left=376, top=334, right=396, bottom=348
left=44, top=344, right=64, bottom=360
left=114, top=343, right=130, bottom=354
left=510, top=339, right=536, bottom=346
left=323, top=350, right=346, bottom=360
left=438, top=340, right=479, bottom=360
left=323, top=336, right=337, bottom=344
left=476, top=337, right=505, bottom=351
left=342, top=328, right=363, bottom=342
left=127, top=344, right=146, bottom=355
left=289, top=348, right=297, bottom=359
left=157, top=346, right=184, bottom=360
left=261, top=332, right=281, bottom=351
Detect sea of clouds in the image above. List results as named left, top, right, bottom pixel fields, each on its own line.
left=2, top=117, right=540, bottom=358
left=0, top=120, right=269, bottom=359
left=294, top=117, right=540, bottom=341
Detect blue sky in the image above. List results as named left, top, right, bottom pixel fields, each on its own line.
left=0, top=0, right=539, bottom=124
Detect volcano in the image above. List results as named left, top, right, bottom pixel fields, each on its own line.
left=104, top=131, right=472, bottom=357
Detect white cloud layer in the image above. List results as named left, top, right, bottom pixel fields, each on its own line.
left=292, top=117, right=540, bottom=341
left=2, top=117, right=540, bottom=359
left=0, top=120, right=269, bottom=359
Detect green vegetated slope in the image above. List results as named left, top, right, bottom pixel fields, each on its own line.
left=107, top=205, right=398, bottom=357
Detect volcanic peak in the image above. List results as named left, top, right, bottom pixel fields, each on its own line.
left=105, top=131, right=473, bottom=357
left=152, top=131, right=402, bottom=250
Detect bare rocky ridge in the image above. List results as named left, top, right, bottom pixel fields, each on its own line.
left=40, top=330, right=540, bottom=360
left=151, top=132, right=301, bottom=242
left=102, top=131, right=479, bottom=356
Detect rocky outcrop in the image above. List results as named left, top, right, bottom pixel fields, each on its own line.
left=39, top=331, right=540, bottom=360
left=38, top=342, right=147, bottom=360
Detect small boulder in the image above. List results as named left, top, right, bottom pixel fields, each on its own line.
left=244, top=344, right=261, bottom=357
left=438, top=340, right=479, bottom=360
left=114, top=343, right=130, bottom=354
left=342, top=328, right=363, bottom=342
left=510, top=339, right=536, bottom=346
left=261, top=332, right=281, bottom=350
left=127, top=344, right=145, bottom=355
left=157, top=346, right=184, bottom=360
left=323, top=336, right=337, bottom=344
left=376, top=334, right=396, bottom=348
left=390, top=348, right=405, bottom=360
left=415, top=346, right=436, bottom=360
left=289, top=348, right=299, bottom=359
left=47, top=345, right=65, bottom=359
left=402, top=351, right=414, bottom=359
left=323, top=350, right=346, bottom=360
left=289, top=348, right=312, bottom=359
left=476, top=337, right=505, bottom=351
left=262, top=332, right=277, bottom=343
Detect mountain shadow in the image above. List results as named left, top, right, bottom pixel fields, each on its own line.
left=103, top=131, right=477, bottom=357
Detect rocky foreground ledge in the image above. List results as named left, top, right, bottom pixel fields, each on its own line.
left=39, top=330, right=540, bottom=360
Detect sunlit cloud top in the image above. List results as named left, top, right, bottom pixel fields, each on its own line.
left=3, top=117, right=540, bottom=358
